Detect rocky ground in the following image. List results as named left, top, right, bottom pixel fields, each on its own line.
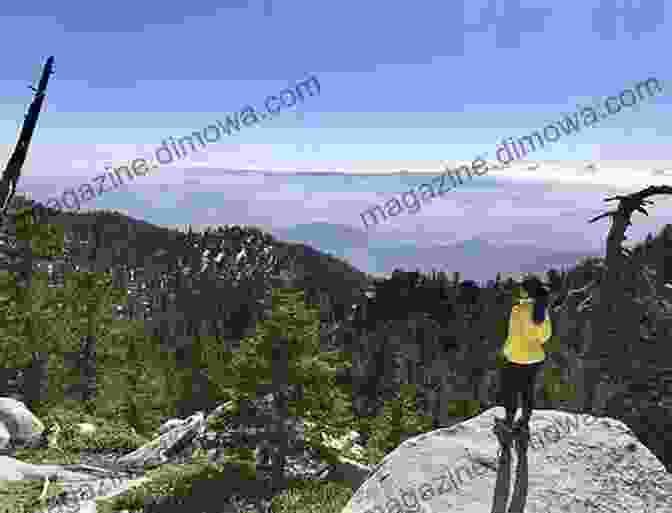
left=0, top=397, right=362, bottom=513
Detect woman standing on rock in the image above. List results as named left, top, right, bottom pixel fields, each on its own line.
left=496, top=275, right=552, bottom=437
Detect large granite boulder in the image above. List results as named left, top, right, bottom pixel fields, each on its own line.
left=0, top=398, right=45, bottom=451
left=340, top=407, right=672, bottom=513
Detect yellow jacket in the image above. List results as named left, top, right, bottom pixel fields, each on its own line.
left=502, top=298, right=552, bottom=364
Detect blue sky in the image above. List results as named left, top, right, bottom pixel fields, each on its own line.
left=1, top=1, right=671, bottom=259
left=2, top=1, right=670, bottom=165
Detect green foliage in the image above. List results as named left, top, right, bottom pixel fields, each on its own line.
left=55, top=268, right=127, bottom=336
left=0, top=260, right=165, bottom=422
left=495, top=315, right=509, bottom=345
left=0, top=270, right=83, bottom=416
left=11, top=204, right=65, bottom=258
left=0, top=477, right=68, bottom=513
left=445, top=398, right=482, bottom=418
left=363, top=383, right=434, bottom=466
left=11, top=399, right=149, bottom=470
left=542, top=366, right=577, bottom=402
left=170, top=333, right=227, bottom=416
left=543, top=333, right=561, bottom=354
left=0, top=270, right=74, bottom=366
left=12, top=209, right=181, bottom=430
left=0, top=209, right=135, bottom=414
left=94, top=321, right=180, bottom=437
left=267, top=479, right=354, bottom=513
left=97, top=458, right=261, bottom=513
left=97, top=454, right=355, bottom=513
left=200, top=286, right=355, bottom=474
left=36, top=400, right=149, bottom=453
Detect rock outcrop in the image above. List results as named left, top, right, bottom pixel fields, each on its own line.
left=158, top=418, right=184, bottom=436
left=115, top=412, right=206, bottom=469
left=340, top=407, right=672, bottom=513
left=0, top=398, right=45, bottom=452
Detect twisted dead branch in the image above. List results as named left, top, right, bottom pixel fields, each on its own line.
left=552, top=280, right=599, bottom=314
left=581, top=185, right=672, bottom=412
left=556, top=186, right=672, bottom=317
left=589, top=185, right=672, bottom=289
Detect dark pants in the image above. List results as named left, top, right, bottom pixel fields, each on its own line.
left=499, top=360, right=544, bottom=424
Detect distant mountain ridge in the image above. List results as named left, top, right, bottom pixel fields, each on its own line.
left=7, top=201, right=372, bottom=320
left=271, top=222, right=600, bottom=282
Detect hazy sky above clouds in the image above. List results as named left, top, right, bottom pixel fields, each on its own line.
left=1, top=1, right=671, bottom=258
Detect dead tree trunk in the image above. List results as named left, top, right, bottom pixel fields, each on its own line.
left=0, top=56, right=54, bottom=218
left=0, top=57, right=55, bottom=412
left=583, top=185, right=672, bottom=413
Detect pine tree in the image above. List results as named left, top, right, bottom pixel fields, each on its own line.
left=0, top=203, right=147, bottom=418
left=364, top=383, right=434, bottom=466
left=0, top=269, right=67, bottom=410
left=0, top=203, right=70, bottom=414
left=200, top=286, right=355, bottom=495
left=54, top=263, right=126, bottom=414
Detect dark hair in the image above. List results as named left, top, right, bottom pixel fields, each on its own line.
left=460, top=280, right=479, bottom=290
left=522, top=276, right=548, bottom=324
